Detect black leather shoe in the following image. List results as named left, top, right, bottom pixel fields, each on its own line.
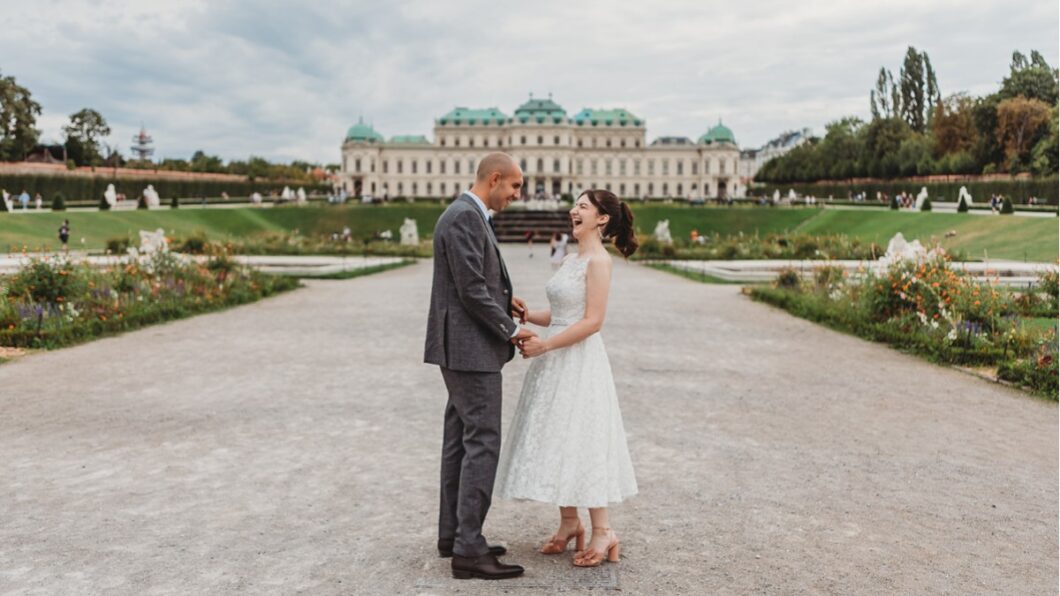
left=438, top=543, right=507, bottom=558
left=451, top=553, right=524, bottom=580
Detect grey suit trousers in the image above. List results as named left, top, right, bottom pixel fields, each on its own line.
left=438, top=367, right=503, bottom=557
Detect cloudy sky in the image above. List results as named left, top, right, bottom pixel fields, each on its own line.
left=5, top=0, right=1057, bottom=164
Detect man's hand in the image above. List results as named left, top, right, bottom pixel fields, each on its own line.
left=512, top=326, right=537, bottom=345
left=511, top=295, right=528, bottom=324
left=518, top=336, right=550, bottom=358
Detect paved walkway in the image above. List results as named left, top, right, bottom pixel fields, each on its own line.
left=0, top=246, right=1055, bottom=595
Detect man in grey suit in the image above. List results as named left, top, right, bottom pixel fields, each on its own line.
left=424, top=153, right=536, bottom=580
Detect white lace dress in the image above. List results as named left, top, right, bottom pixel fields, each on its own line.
left=495, top=254, right=638, bottom=508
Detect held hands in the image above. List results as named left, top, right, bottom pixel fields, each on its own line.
left=511, top=295, right=528, bottom=324
left=518, top=336, right=550, bottom=359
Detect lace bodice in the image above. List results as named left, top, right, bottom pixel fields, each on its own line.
left=545, top=255, right=590, bottom=327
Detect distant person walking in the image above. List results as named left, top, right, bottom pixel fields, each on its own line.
left=19, top=189, right=30, bottom=211
left=34, top=193, right=42, bottom=210
left=524, top=230, right=535, bottom=258
left=58, top=220, right=70, bottom=252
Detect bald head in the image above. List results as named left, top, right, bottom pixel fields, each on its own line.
left=470, top=152, right=524, bottom=212
left=475, top=152, right=519, bottom=182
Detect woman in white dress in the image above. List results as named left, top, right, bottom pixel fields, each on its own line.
left=495, top=189, right=638, bottom=567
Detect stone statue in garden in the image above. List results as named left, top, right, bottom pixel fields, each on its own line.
left=958, top=186, right=973, bottom=205
left=138, top=228, right=168, bottom=254
left=773, top=189, right=780, bottom=203
left=400, top=218, right=419, bottom=246
left=296, top=187, right=307, bottom=203
left=878, top=232, right=945, bottom=267
left=653, top=219, right=672, bottom=245
left=104, top=184, right=118, bottom=207
left=915, top=187, right=929, bottom=210
left=281, top=186, right=293, bottom=201
left=142, top=185, right=161, bottom=209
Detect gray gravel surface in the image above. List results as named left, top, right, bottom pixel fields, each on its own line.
left=1, top=246, right=1056, bottom=595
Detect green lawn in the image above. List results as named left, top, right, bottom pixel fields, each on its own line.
left=627, top=205, right=1059, bottom=262
left=0, top=204, right=447, bottom=252
left=3, top=203, right=1056, bottom=262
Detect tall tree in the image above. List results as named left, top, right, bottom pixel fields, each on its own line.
left=996, top=96, right=1052, bottom=171
left=62, top=108, right=111, bottom=166
left=932, top=93, right=979, bottom=156
left=0, top=71, right=42, bottom=161
left=1000, top=50, right=1059, bottom=106
left=899, top=47, right=927, bottom=131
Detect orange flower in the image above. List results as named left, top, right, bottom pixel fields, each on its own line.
left=974, top=300, right=981, bottom=306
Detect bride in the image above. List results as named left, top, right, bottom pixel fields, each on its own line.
left=494, top=189, right=638, bottom=567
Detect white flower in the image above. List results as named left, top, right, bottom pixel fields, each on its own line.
left=946, top=328, right=958, bottom=341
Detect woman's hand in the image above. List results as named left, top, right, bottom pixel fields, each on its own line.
left=519, top=336, right=551, bottom=358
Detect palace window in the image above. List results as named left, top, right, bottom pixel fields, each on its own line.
left=468, top=159, right=475, bottom=174
left=469, top=137, right=475, bottom=147
left=397, top=160, right=404, bottom=174
left=554, top=135, right=560, bottom=145
left=371, top=182, right=376, bottom=193
left=647, top=160, right=654, bottom=175
left=634, top=139, right=640, bottom=148
left=577, top=139, right=583, bottom=148
left=634, top=183, right=640, bottom=196
left=620, top=139, right=626, bottom=148
left=591, top=160, right=598, bottom=175
left=620, top=183, right=626, bottom=195
left=426, top=160, right=432, bottom=174
left=605, top=159, right=612, bottom=175
left=483, top=137, right=489, bottom=147
left=536, top=158, right=544, bottom=172
left=520, top=136, right=526, bottom=145
left=691, top=161, right=698, bottom=175
left=592, top=138, right=597, bottom=148
left=605, top=183, right=612, bottom=191
left=676, top=161, right=683, bottom=175
left=440, top=182, right=446, bottom=195
left=454, top=160, right=461, bottom=174
left=398, top=182, right=404, bottom=195
left=412, top=160, right=417, bottom=174
left=520, top=158, right=527, bottom=171
left=677, top=183, right=683, bottom=196
left=383, top=160, right=389, bottom=174
left=370, top=159, right=375, bottom=173
left=619, top=159, right=626, bottom=175
left=355, top=158, right=361, bottom=173
left=537, top=135, right=543, bottom=145
left=661, top=160, right=669, bottom=176
left=720, top=160, right=726, bottom=174
left=440, top=160, right=446, bottom=174
left=553, top=159, right=561, bottom=173
left=455, top=137, right=460, bottom=146
left=576, top=159, right=584, bottom=175
left=633, top=160, right=640, bottom=175
left=412, top=182, right=418, bottom=195
left=662, top=183, right=668, bottom=196
left=427, top=182, right=433, bottom=195
left=440, top=137, right=446, bottom=146
left=606, top=138, right=612, bottom=148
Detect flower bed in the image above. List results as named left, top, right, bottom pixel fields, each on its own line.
left=168, top=231, right=432, bottom=259
left=747, top=257, right=1058, bottom=399
left=634, top=232, right=911, bottom=261
left=0, top=251, right=299, bottom=350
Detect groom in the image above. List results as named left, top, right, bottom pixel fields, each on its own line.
left=424, top=152, right=536, bottom=580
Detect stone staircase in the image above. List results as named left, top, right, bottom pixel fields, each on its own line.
left=492, top=209, right=573, bottom=243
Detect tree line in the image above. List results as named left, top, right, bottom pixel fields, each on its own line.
left=756, top=48, right=1059, bottom=183
left=0, top=69, right=338, bottom=182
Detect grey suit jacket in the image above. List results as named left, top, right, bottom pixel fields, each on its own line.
left=424, top=193, right=517, bottom=372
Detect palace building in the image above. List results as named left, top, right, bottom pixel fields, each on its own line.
left=339, top=95, right=745, bottom=201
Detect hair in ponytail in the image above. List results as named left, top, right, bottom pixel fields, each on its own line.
left=582, top=189, right=639, bottom=258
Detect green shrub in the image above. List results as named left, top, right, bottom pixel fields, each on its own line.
left=814, top=265, right=845, bottom=290
left=775, top=267, right=802, bottom=289
left=1000, top=196, right=1014, bottom=214
left=889, top=194, right=899, bottom=210
left=98, top=193, right=111, bottom=211
left=174, top=232, right=211, bottom=255
left=957, top=196, right=969, bottom=212
left=920, top=197, right=932, bottom=212
left=0, top=195, right=8, bottom=212
left=51, top=193, right=66, bottom=211
left=170, top=196, right=180, bottom=209
left=105, top=237, right=132, bottom=254
left=6, top=257, right=87, bottom=304
left=137, top=193, right=148, bottom=210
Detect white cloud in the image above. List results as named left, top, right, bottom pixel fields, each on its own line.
left=4, top=0, right=1057, bottom=163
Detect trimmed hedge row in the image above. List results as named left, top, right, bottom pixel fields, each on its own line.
left=753, top=178, right=1059, bottom=204
left=0, top=173, right=331, bottom=202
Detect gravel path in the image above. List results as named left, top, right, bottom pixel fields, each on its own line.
left=1, top=246, right=1055, bottom=595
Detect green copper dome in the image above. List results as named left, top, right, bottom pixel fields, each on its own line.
left=699, top=121, right=736, bottom=145
left=345, top=117, right=384, bottom=143
left=513, top=95, right=567, bottom=123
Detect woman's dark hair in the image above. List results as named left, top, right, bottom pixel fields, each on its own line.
left=582, top=189, right=638, bottom=258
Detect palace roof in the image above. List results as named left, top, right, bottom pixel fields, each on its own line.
left=572, top=108, right=643, bottom=127
left=513, top=96, right=567, bottom=123
left=437, top=107, right=508, bottom=126
left=389, top=135, right=430, bottom=144
left=345, top=117, right=384, bottom=143
left=698, top=121, right=736, bottom=145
